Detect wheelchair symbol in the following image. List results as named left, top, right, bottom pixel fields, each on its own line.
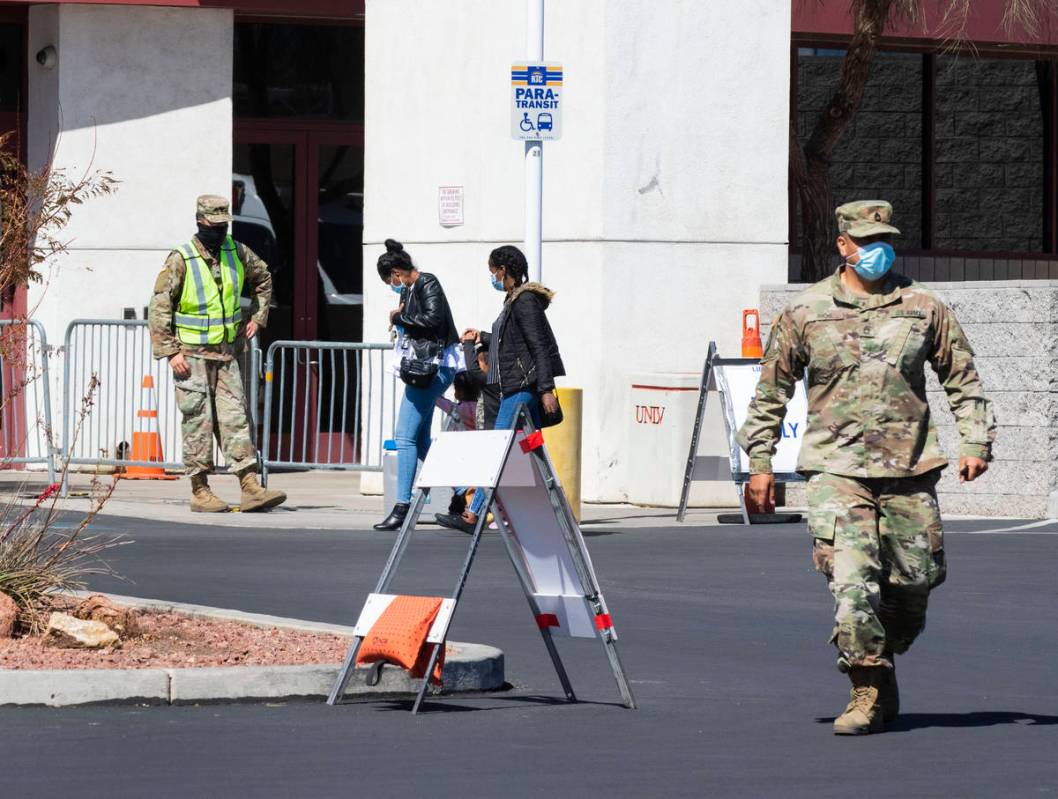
left=519, top=113, right=536, bottom=133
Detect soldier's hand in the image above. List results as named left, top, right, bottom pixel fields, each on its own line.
left=747, top=473, right=776, bottom=513
left=169, top=352, right=191, bottom=380
left=959, top=456, right=988, bottom=483
left=243, top=320, right=259, bottom=340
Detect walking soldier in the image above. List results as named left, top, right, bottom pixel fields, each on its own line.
left=737, top=200, right=996, bottom=735
left=148, top=194, right=287, bottom=513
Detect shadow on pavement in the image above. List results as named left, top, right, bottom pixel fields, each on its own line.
left=816, top=711, right=1058, bottom=731
left=361, top=694, right=627, bottom=714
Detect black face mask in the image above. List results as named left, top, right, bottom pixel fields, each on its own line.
left=196, top=223, right=228, bottom=249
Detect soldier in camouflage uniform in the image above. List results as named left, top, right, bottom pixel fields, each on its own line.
left=737, top=200, right=996, bottom=735
left=148, top=195, right=286, bottom=513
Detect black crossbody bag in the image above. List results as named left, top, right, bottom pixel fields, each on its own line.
left=399, top=338, right=442, bottom=389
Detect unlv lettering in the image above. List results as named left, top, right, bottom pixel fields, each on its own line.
left=635, top=405, right=666, bottom=425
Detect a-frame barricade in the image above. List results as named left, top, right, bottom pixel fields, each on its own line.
left=676, top=341, right=805, bottom=525
left=328, top=407, right=636, bottom=714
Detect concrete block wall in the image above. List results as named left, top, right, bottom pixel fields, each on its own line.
left=760, top=280, right=1058, bottom=519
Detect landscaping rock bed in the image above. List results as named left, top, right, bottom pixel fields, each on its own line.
left=1, top=607, right=352, bottom=671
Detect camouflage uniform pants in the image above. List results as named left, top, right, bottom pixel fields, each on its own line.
left=806, top=470, right=946, bottom=669
left=174, top=356, right=257, bottom=476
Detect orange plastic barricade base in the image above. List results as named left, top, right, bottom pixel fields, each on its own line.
left=121, top=431, right=178, bottom=480
left=356, top=595, right=446, bottom=685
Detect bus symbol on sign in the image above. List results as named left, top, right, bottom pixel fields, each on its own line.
left=511, top=62, right=563, bottom=141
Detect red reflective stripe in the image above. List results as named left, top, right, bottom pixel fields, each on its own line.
left=535, top=613, right=559, bottom=629
left=630, top=384, right=699, bottom=392
left=137, top=410, right=158, bottom=418
left=594, top=614, right=613, bottom=630
left=519, top=430, right=545, bottom=453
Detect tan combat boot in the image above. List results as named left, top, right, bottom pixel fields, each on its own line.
left=190, top=473, right=229, bottom=513
left=238, top=468, right=287, bottom=512
left=833, top=667, right=885, bottom=735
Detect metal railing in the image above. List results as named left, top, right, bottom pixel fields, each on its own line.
left=0, top=319, right=57, bottom=483
left=260, top=341, right=396, bottom=483
left=62, top=319, right=261, bottom=477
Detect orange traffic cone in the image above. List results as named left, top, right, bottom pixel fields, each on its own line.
left=742, top=309, right=763, bottom=358
left=123, top=375, right=177, bottom=480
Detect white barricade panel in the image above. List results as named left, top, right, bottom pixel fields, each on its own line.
left=352, top=593, right=456, bottom=645
left=416, top=429, right=533, bottom=489
left=715, top=361, right=808, bottom=475
left=497, top=452, right=599, bottom=639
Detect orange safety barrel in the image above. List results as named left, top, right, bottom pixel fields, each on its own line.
left=741, top=309, right=763, bottom=359
left=356, top=595, right=446, bottom=684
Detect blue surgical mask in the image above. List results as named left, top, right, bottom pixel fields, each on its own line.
left=390, top=283, right=403, bottom=295
left=491, top=273, right=505, bottom=292
left=850, top=242, right=896, bottom=281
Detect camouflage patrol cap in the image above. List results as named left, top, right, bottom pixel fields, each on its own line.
left=196, top=194, right=232, bottom=225
left=835, top=200, right=901, bottom=238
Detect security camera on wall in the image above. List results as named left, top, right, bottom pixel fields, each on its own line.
left=36, top=46, right=57, bottom=69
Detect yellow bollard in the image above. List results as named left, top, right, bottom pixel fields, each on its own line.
left=544, top=387, right=582, bottom=522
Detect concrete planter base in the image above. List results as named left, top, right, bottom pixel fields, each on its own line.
left=0, top=594, right=505, bottom=708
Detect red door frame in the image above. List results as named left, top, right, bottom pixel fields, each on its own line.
left=233, top=119, right=363, bottom=462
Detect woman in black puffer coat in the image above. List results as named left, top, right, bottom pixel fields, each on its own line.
left=437, top=244, right=565, bottom=533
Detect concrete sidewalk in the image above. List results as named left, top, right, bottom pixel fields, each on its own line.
left=0, top=471, right=727, bottom=531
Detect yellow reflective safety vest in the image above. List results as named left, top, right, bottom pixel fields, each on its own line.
left=174, top=237, right=245, bottom=345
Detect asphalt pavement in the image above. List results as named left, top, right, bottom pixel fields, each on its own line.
left=2, top=513, right=1057, bottom=798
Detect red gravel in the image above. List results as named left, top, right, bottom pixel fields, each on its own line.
left=0, top=610, right=352, bottom=670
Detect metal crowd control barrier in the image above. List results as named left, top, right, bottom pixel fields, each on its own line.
left=260, top=341, right=396, bottom=484
left=0, top=319, right=57, bottom=483
left=62, top=319, right=261, bottom=483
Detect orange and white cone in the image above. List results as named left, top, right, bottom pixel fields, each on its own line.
left=123, top=375, right=177, bottom=480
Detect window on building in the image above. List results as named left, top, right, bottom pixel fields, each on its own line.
left=796, top=49, right=925, bottom=249
left=234, top=23, right=364, bottom=121
left=793, top=47, right=1058, bottom=266
left=934, top=57, right=1045, bottom=253
left=0, top=24, right=22, bottom=114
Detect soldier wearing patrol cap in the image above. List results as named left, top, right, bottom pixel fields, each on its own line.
left=148, top=194, right=287, bottom=513
left=737, top=199, right=996, bottom=735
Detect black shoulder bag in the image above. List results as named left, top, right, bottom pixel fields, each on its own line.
left=399, top=338, right=442, bottom=389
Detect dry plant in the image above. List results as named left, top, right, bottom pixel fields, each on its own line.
left=792, top=0, right=1058, bottom=281
left=0, top=130, right=119, bottom=294
left=0, top=378, right=126, bottom=633
left=0, top=130, right=123, bottom=632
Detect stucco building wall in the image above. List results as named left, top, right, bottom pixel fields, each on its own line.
left=362, top=0, right=792, bottom=503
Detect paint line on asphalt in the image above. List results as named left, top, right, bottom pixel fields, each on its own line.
left=952, top=519, right=1058, bottom=535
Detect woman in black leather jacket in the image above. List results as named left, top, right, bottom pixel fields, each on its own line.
left=436, top=244, right=565, bottom=533
left=374, top=239, right=460, bottom=531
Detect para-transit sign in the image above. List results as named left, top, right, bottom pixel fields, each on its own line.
left=511, top=62, right=563, bottom=141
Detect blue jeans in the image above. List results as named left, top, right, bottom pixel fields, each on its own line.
left=394, top=367, right=455, bottom=504
left=469, top=390, right=539, bottom=516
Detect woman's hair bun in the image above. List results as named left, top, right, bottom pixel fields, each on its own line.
left=384, top=238, right=404, bottom=254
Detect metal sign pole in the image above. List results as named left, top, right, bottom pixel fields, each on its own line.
left=526, top=0, right=544, bottom=283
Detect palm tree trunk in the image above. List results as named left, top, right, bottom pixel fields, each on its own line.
left=793, top=0, right=894, bottom=282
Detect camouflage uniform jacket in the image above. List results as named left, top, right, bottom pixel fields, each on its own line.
left=736, top=268, right=996, bottom=478
left=149, top=236, right=272, bottom=362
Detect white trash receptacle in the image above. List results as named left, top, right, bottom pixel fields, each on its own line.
left=626, top=372, right=735, bottom=508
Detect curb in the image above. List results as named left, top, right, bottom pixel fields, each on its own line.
left=0, top=593, right=504, bottom=708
